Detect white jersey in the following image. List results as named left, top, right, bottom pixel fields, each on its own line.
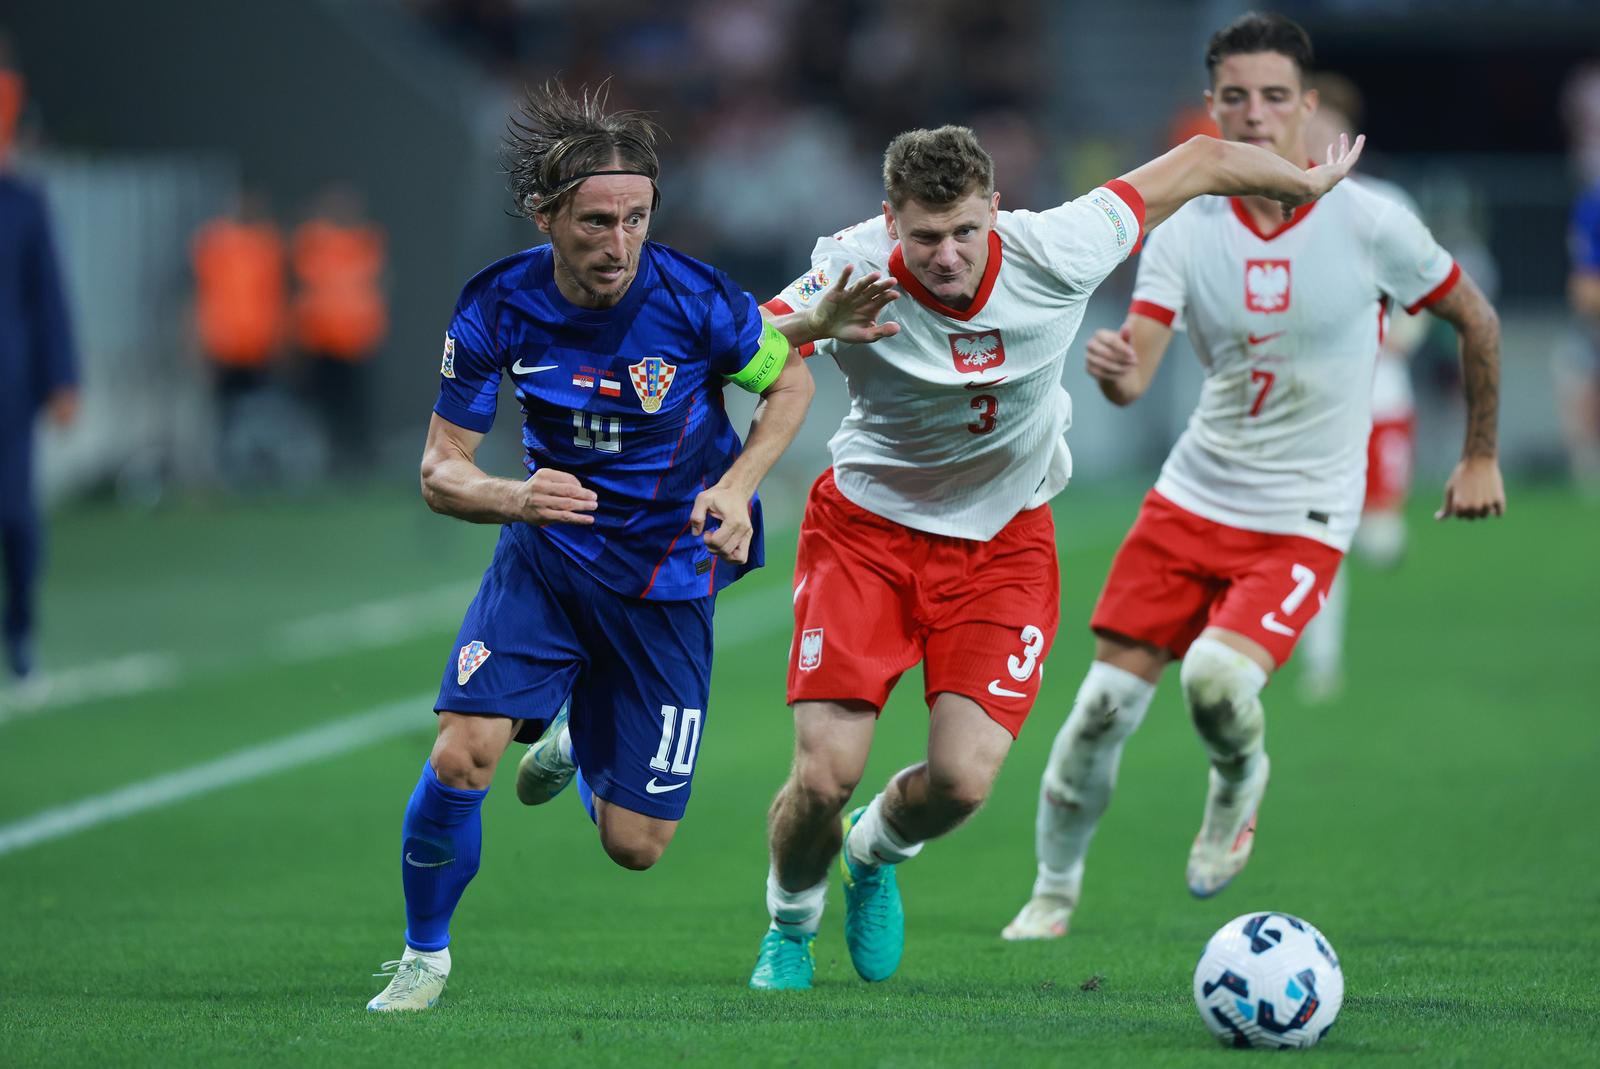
left=1130, top=181, right=1458, bottom=550
left=770, top=182, right=1144, bottom=540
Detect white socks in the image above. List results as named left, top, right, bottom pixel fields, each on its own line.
left=766, top=866, right=827, bottom=937
left=402, top=945, right=451, bottom=972
left=1033, top=661, right=1157, bottom=898
left=845, top=790, right=924, bottom=871
left=1180, top=636, right=1268, bottom=785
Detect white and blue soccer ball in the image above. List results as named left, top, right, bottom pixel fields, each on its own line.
left=1193, top=912, right=1344, bottom=1050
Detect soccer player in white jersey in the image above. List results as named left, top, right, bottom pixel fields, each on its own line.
left=745, top=113, right=1367, bottom=988
left=1003, top=12, right=1505, bottom=943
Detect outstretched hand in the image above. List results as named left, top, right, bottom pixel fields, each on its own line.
left=807, top=263, right=901, bottom=345
left=1272, top=132, right=1366, bottom=219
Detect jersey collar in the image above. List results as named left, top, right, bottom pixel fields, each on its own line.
left=1229, top=196, right=1317, bottom=241
left=1229, top=158, right=1323, bottom=240
left=888, top=230, right=1003, bottom=321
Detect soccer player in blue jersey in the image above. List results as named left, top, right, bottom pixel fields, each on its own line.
left=367, top=83, right=900, bottom=1012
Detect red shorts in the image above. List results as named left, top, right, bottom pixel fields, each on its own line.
left=1090, top=490, right=1344, bottom=666
left=786, top=469, right=1060, bottom=738
left=1365, top=416, right=1415, bottom=512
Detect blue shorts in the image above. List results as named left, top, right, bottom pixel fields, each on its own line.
left=435, top=524, right=715, bottom=821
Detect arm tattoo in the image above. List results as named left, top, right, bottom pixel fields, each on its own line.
left=1434, top=280, right=1500, bottom=459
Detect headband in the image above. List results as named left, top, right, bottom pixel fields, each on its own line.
left=541, top=168, right=661, bottom=210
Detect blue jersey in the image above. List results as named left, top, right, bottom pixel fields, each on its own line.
left=1572, top=182, right=1600, bottom=274
left=434, top=241, right=785, bottom=601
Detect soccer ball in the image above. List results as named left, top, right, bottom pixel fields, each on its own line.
left=1193, top=912, right=1344, bottom=1050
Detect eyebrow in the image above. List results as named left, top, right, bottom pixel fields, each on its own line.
left=1217, top=83, right=1296, bottom=95
left=578, top=203, right=651, bottom=221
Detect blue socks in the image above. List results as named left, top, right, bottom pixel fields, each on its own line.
left=576, top=767, right=597, bottom=825
left=400, top=760, right=487, bottom=952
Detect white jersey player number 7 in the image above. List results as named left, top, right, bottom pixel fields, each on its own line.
left=1132, top=180, right=1460, bottom=551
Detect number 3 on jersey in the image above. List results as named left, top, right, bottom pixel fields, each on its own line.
left=968, top=394, right=999, bottom=435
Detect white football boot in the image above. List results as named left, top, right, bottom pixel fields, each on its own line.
left=1001, top=862, right=1081, bottom=941
left=367, top=948, right=450, bottom=1012
left=515, top=705, right=574, bottom=806
left=1186, top=756, right=1270, bottom=898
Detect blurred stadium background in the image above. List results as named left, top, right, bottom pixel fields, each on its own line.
left=3, top=1, right=1598, bottom=1065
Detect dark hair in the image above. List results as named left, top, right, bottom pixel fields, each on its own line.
left=882, top=126, right=995, bottom=209
left=1204, top=12, right=1314, bottom=82
left=503, top=80, right=662, bottom=221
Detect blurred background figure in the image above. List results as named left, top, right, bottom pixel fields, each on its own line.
left=291, top=184, right=388, bottom=477
left=1561, top=61, right=1600, bottom=501
left=0, top=33, right=77, bottom=684
left=191, top=191, right=288, bottom=486
left=1298, top=72, right=1431, bottom=702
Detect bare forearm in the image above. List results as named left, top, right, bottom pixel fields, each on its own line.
left=1193, top=137, right=1316, bottom=201
left=1432, top=277, right=1501, bottom=460
left=1457, top=315, right=1501, bottom=459
left=718, top=378, right=814, bottom=498
left=420, top=454, right=525, bottom=524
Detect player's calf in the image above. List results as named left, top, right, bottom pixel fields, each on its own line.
left=1006, top=661, right=1157, bottom=940
left=1180, top=637, right=1268, bottom=781
left=1180, top=637, right=1270, bottom=896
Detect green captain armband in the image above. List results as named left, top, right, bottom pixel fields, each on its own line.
left=726, top=320, right=790, bottom=393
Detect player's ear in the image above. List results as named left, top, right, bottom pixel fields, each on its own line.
left=989, top=191, right=1000, bottom=221
left=1302, top=86, right=1319, bottom=119
left=882, top=200, right=898, bottom=240
left=1203, top=88, right=1217, bottom=123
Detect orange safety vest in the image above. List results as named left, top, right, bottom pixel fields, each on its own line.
left=291, top=219, right=387, bottom=360
left=193, top=219, right=287, bottom=368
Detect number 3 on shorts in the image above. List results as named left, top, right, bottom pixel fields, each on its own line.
left=1007, top=625, right=1046, bottom=683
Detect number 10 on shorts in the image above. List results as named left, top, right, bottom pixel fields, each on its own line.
left=649, top=705, right=703, bottom=775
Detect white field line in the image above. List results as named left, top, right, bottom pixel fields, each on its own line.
left=0, top=696, right=424, bottom=859
left=0, top=586, right=793, bottom=859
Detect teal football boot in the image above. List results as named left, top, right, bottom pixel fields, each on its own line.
left=748, top=928, right=815, bottom=990
left=840, top=806, right=905, bottom=982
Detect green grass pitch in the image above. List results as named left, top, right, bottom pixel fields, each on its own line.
left=1, top=481, right=1596, bottom=1066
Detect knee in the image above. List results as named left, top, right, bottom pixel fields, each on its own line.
left=924, top=765, right=993, bottom=820
left=787, top=757, right=859, bottom=817
left=598, top=823, right=674, bottom=872
left=1179, top=637, right=1268, bottom=739
left=429, top=743, right=496, bottom=791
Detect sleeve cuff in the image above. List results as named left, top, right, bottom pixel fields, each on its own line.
left=1405, top=261, right=1461, bottom=315
left=759, top=297, right=815, bottom=358
left=1104, top=178, right=1147, bottom=252
left=434, top=397, right=495, bottom=434
left=1129, top=299, right=1176, bottom=327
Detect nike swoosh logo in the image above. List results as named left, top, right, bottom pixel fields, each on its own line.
left=793, top=574, right=808, bottom=604
left=1247, top=332, right=1285, bottom=346
left=1260, top=612, right=1297, bottom=637
left=645, top=778, right=688, bottom=794
left=511, top=360, right=558, bottom=375
left=963, top=377, right=1007, bottom=389
left=405, top=852, right=454, bottom=868
left=987, top=680, right=1027, bottom=699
